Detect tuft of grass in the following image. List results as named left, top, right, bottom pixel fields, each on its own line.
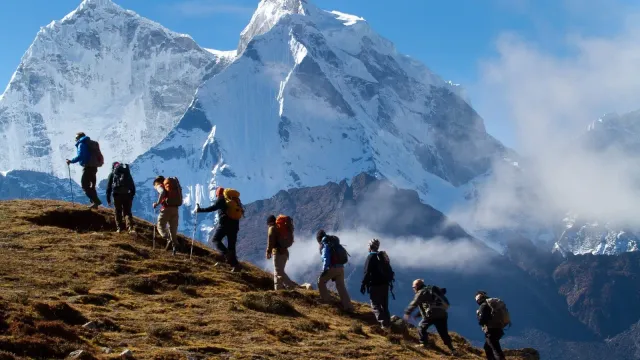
left=294, top=319, right=330, bottom=333
left=71, top=284, right=90, bottom=295
left=35, top=321, right=79, bottom=342
left=336, top=331, right=348, bottom=340
left=349, top=321, right=367, bottom=337
left=122, top=276, right=159, bottom=294
left=240, top=292, right=301, bottom=317
left=267, top=328, right=301, bottom=343
left=177, top=285, right=198, bottom=297
left=0, top=350, right=17, bottom=360
left=32, top=302, right=87, bottom=325
left=148, top=324, right=174, bottom=339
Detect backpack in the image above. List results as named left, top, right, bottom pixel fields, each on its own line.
left=376, top=251, right=395, bottom=284
left=486, top=298, right=511, bottom=329
left=223, top=188, right=244, bottom=220
left=326, top=235, right=349, bottom=265
left=426, top=285, right=450, bottom=311
left=86, top=139, right=104, bottom=167
left=112, top=164, right=133, bottom=195
left=163, top=177, right=183, bottom=207
left=275, top=215, right=294, bottom=248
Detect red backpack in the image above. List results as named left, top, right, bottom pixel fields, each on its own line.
left=163, top=177, right=183, bottom=207
left=275, top=215, right=294, bottom=248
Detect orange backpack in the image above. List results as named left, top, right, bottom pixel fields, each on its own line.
left=275, top=215, right=294, bottom=248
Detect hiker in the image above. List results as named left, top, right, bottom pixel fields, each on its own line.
left=316, top=230, right=354, bottom=312
left=403, top=279, right=457, bottom=356
left=152, top=176, right=181, bottom=255
left=360, top=238, right=393, bottom=329
left=475, top=291, right=508, bottom=360
left=196, top=187, right=244, bottom=272
left=106, top=162, right=136, bottom=234
left=266, top=214, right=297, bottom=290
left=65, top=132, right=103, bottom=208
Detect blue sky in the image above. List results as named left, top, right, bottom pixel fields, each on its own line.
left=0, top=0, right=636, bottom=148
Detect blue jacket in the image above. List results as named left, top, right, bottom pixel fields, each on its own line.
left=69, top=136, right=91, bottom=166
left=321, top=236, right=344, bottom=270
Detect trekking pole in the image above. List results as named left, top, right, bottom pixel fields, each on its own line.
left=152, top=206, right=157, bottom=250
left=67, top=164, right=74, bottom=205
left=190, top=204, right=198, bottom=260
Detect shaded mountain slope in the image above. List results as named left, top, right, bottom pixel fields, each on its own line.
left=0, top=200, right=538, bottom=359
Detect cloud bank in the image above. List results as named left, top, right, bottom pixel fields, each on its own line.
left=469, top=1, right=640, bottom=233
left=259, top=229, right=494, bottom=284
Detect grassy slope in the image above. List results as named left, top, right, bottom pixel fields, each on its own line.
left=0, top=200, right=539, bottom=360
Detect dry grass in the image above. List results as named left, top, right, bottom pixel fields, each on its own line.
left=0, top=200, right=540, bottom=359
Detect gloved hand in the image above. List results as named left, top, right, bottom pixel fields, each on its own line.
left=266, top=251, right=272, bottom=260
left=360, top=284, right=367, bottom=295
left=196, top=204, right=201, bottom=213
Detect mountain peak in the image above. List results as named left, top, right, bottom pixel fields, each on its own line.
left=238, top=0, right=311, bottom=54
left=77, top=0, right=118, bottom=11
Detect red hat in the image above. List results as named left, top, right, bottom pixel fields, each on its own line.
left=216, top=187, right=225, bottom=197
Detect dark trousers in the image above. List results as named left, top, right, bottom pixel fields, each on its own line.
left=484, top=328, right=505, bottom=360
left=419, top=315, right=453, bottom=350
left=113, top=194, right=133, bottom=231
left=210, top=222, right=239, bottom=266
left=369, top=284, right=391, bottom=327
left=81, top=166, right=100, bottom=203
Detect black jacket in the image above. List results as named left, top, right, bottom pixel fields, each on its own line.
left=105, top=167, right=135, bottom=203
left=362, top=252, right=388, bottom=287
left=477, top=301, right=492, bottom=327
left=198, top=196, right=237, bottom=225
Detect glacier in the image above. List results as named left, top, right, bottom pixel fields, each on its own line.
left=0, top=0, right=231, bottom=182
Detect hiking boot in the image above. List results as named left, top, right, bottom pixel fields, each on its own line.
left=88, top=203, right=99, bottom=209
left=449, top=349, right=459, bottom=357
left=128, top=228, right=136, bottom=234
left=116, top=229, right=122, bottom=234
left=230, top=265, right=242, bottom=273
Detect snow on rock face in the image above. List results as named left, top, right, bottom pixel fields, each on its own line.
left=549, top=110, right=640, bottom=256
left=131, top=0, right=508, bottom=240
left=0, top=170, right=83, bottom=201
left=555, top=216, right=640, bottom=255
left=0, top=0, right=229, bottom=182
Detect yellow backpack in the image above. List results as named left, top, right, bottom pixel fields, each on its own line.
left=223, top=188, right=244, bottom=220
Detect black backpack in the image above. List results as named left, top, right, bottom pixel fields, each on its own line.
left=426, top=285, right=450, bottom=310
left=376, top=251, right=395, bottom=284
left=112, top=164, right=134, bottom=195
left=327, top=236, right=350, bottom=265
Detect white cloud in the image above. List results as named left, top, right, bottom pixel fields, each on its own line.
left=471, top=4, right=640, bottom=231
left=258, top=228, right=493, bottom=284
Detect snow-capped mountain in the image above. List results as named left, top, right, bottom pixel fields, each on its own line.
left=549, top=110, right=640, bottom=255
left=0, top=0, right=232, bottom=182
left=131, top=0, right=512, bottom=237
left=0, top=170, right=83, bottom=201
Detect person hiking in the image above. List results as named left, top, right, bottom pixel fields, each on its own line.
left=403, top=279, right=457, bottom=356
left=266, top=215, right=298, bottom=290
left=475, top=291, right=508, bottom=360
left=106, top=162, right=136, bottom=234
left=196, top=187, right=243, bottom=272
left=152, top=176, right=180, bottom=255
left=316, top=230, right=354, bottom=312
left=66, top=132, right=102, bottom=209
left=360, top=238, right=392, bottom=329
